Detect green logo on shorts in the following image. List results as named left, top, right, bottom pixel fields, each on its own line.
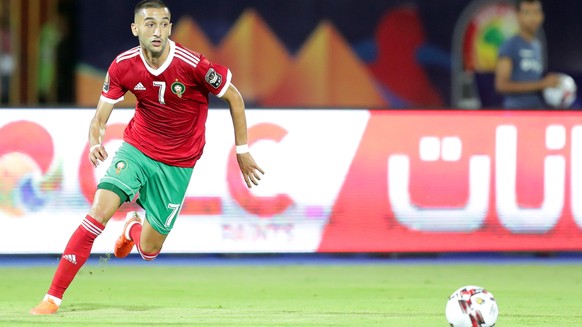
left=115, top=160, right=127, bottom=175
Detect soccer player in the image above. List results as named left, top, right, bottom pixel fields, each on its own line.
left=30, top=0, right=264, bottom=315
left=495, top=0, right=559, bottom=109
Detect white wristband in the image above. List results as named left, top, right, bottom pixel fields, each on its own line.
left=90, top=144, right=102, bottom=152
left=235, top=144, right=249, bottom=154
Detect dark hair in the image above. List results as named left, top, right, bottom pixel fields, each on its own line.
left=134, top=0, right=169, bottom=15
left=516, top=0, right=542, bottom=10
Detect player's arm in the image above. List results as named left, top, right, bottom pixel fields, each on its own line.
left=221, top=83, right=264, bottom=188
left=495, top=56, right=559, bottom=94
left=88, top=99, right=115, bottom=168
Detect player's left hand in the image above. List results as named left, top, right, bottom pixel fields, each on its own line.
left=236, top=152, right=264, bottom=188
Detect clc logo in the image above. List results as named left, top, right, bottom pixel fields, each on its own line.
left=78, top=122, right=292, bottom=220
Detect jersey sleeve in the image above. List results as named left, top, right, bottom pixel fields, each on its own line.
left=497, top=38, right=514, bottom=59
left=195, top=56, right=232, bottom=98
left=100, top=60, right=127, bottom=104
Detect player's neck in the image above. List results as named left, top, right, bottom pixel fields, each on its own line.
left=518, top=29, right=537, bottom=42
left=141, top=47, right=170, bottom=69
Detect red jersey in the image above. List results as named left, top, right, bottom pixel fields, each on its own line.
left=100, top=41, right=231, bottom=167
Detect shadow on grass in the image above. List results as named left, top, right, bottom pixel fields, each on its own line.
left=65, top=302, right=159, bottom=313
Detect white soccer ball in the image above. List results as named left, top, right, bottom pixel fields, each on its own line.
left=543, top=73, right=577, bottom=108
left=445, top=285, right=498, bottom=327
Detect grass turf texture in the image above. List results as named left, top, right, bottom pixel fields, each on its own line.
left=0, top=262, right=581, bottom=326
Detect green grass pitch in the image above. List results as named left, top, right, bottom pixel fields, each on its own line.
left=0, top=260, right=581, bottom=326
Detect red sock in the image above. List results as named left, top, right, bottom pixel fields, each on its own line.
left=129, top=223, right=159, bottom=261
left=129, top=221, right=141, bottom=245
left=47, top=215, right=104, bottom=299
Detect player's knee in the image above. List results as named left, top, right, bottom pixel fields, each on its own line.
left=137, top=241, right=162, bottom=261
left=89, top=190, right=123, bottom=225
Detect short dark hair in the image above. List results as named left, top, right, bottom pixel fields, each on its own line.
left=134, top=0, right=169, bottom=15
left=516, top=0, right=542, bottom=10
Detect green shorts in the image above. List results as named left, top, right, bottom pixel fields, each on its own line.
left=97, top=142, right=193, bottom=235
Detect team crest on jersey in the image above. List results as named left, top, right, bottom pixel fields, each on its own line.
left=205, top=68, right=222, bottom=89
left=115, top=160, right=127, bottom=175
left=103, top=73, right=110, bottom=93
left=171, top=81, right=186, bottom=98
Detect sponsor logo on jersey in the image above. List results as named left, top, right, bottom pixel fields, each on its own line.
left=205, top=68, right=222, bottom=89
left=103, top=73, right=110, bottom=93
left=171, top=81, right=186, bottom=98
left=115, top=160, right=127, bottom=175
left=134, top=82, right=146, bottom=91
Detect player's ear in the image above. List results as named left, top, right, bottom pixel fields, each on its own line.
left=131, top=23, right=138, bottom=37
left=169, top=23, right=172, bottom=36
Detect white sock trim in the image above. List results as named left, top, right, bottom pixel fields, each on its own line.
left=43, top=294, right=62, bottom=306
left=124, top=220, right=140, bottom=241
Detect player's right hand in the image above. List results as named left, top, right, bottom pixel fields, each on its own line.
left=89, top=144, right=108, bottom=168
left=542, top=73, right=560, bottom=88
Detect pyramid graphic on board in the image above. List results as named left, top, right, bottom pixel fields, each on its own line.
left=262, top=21, right=388, bottom=108
left=76, top=13, right=389, bottom=108
left=217, top=9, right=291, bottom=103
left=172, top=16, right=216, bottom=60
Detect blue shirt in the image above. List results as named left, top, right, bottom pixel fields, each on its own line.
left=498, top=35, right=545, bottom=109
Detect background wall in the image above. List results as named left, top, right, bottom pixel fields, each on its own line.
left=2, top=0, right=581, bottom=108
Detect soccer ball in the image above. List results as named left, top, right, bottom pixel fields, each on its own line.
left=445, top=285, right=498, bottom=327
left=543, top=73, right=577, bottom=108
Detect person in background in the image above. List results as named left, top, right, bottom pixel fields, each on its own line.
left=495, top=0, right=559, bottom=109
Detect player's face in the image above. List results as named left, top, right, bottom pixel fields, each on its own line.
left=132, top=7, right=172, bottom=57
left=517, top=1, right=544, bottom=35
